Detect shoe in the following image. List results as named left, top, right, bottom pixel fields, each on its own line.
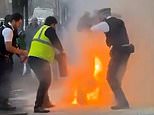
left=8, top=112, right=28, bottom=115
left=42, top=102, right=55, bottom=108
left=0, top=103, right=16, bottom=111
left=111, top=105, right=130, bottom=110
left=34, top=107, right=50, bottom=113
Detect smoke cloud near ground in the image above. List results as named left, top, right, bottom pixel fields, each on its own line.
left=61, top=0, right=154, bottom=107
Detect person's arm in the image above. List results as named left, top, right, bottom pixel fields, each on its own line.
left=5, top=42, right=27, bottom=55
left=90, top=21, right=110, bottom=32
left=2, top=28, right=28, bottom=56
left=45, top=27, right=63, bottom=52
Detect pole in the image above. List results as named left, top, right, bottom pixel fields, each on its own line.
left=25, top=0, right=28, bottom=26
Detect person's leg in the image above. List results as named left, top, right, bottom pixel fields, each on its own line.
left=0, top=60, right=7, bottom=104
left=116, top=54, right=130, bottom=106
left=117, top=54, right=130, bottom=86
left=42, top=92, right=55, bottom=108
left=107, top=54, right=129, bottom=109
left=28, top=57, right=51, bottom=113
left=35, top=63, right=51, bottom=109
left=0, top=60, right=16, bottom=111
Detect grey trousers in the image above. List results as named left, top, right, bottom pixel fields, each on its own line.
left=28, top=56, right=51, bottom=108
left=0, top=58, right=13, bottom=103
left=107, top=50, right=130, bottom=106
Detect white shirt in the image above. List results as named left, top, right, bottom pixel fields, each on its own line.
left=90, top=16, right=112, bottom=33
left=2, top=23, right=14, bottom=42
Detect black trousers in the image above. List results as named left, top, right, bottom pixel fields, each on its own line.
left=28, top=56, right=51, bottom=108
left=0, top=57, right=13, bottom=104
left=107, top=50, right=130, bottom=106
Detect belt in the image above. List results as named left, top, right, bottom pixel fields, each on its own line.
left=121, top=44, right=130, bottom=47
left=111, top=44, right=130, bottom=48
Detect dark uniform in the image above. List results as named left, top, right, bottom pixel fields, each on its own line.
left=104, top=17, right=134, bottom=108
left=0, top=24, right=17, bottom=110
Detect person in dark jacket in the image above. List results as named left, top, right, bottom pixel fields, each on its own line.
left=24, top=17, right=40, bottom=76
left=91, top=8, right=134, bottom=110
left=25, top=17, right=40, bottom=50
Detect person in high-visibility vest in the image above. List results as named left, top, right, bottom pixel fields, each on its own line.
left=28, top=16, right=63, bottom=113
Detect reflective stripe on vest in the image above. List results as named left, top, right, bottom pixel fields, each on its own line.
left=33, top=26, right=52, bottom=46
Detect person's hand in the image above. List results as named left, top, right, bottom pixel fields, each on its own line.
left=19, top=50, right=28, bottom=56
left=19, top=50, right=28, bottom=63
left=20, top=55, right=28, bottom=63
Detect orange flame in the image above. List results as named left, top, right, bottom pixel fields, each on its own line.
left=94, top=57, right=103, bottom=80
left=61, top=31, right=112, bottom=106
left=72, top=57, right=102, bottom=105
left=72, top=90, right=78, bottom=105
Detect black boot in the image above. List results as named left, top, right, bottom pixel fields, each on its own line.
left=34, top=107, right=50, bottom=113
left=0, top=99, right=16, bottom=111
left=43, top=94, right=55, bottom=108
left=42, top=102, right=55, bottom=108
left=111, top=104, right=130, bottom=110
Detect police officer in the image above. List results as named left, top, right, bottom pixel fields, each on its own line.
left=28, top=16, right=64, bottom=113
left=0, top=13, right=28, bottom=111
left=91, top=8, right=134, bottom=110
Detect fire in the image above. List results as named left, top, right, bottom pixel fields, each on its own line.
left=72, top=90, right=78, bottom=105
left=94, top=57, right=103, bottom=80
left=87, top=88, right=100, bottom=101
left=71, top=57, right=103, bottom=105
left=86, top=57, right=103, bottom=102
left=61, top=31, right=111, bottom=106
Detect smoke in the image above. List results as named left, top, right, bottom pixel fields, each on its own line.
left=61, top=0, right=154, bottom=107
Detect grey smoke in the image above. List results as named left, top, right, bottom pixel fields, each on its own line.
left=62, top=0, right=154, bottom=107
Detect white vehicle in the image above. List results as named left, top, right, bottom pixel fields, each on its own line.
left=32, top=7, right=54, bottom=24
left=0, top=18, right=4, bottom=23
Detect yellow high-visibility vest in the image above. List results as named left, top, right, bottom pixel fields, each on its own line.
left=28, top=25, right=55, bottom=62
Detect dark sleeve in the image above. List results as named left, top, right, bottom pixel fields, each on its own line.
left=45, top=27, right=63, bottom=51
